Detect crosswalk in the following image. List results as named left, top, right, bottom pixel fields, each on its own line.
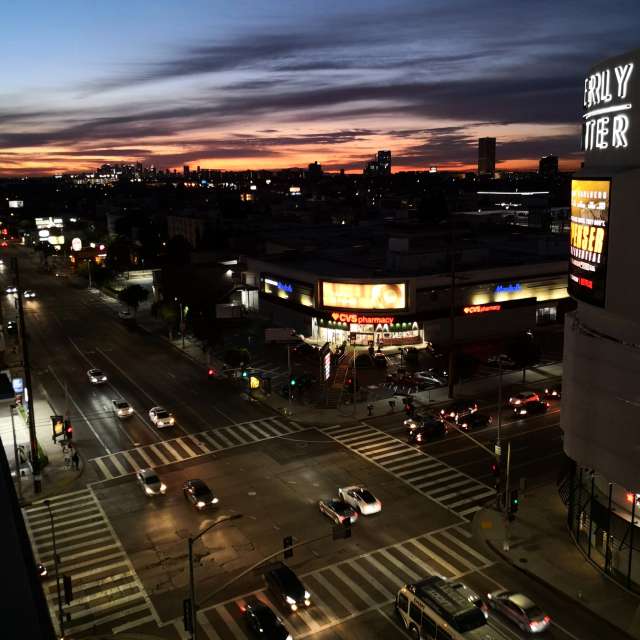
left=185, top=524, right=491, bottom=639
left=23, top=488, right=158, bottom=637
left=90, top=416, right=305, bottom=481
left=323, top=423, right=495, bottom=520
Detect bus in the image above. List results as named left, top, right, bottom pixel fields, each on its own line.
left=396, top=576, right=510, bottom=639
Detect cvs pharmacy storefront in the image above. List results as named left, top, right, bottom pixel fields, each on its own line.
left=312, top=281, right=423, bottom=346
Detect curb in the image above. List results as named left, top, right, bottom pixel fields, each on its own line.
left=485, top=539, right=639, bottom=640
left=18, top=457, right=85, bottom=509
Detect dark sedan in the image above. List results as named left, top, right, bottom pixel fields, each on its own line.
left=183, top=479, right=219, bottom=510
left=512, top=400, right=549, bottom=417
left=243, top=601, right=292, bottom=639
left=407, top=419, right=446, bottom=444
left=264, top=563, right=311, bottom=612
left=459, top=413, right=492, bottom=431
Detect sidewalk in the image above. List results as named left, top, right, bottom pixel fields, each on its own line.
left=473, top=485, right=640, bottom=639
left=3, top=394, right=84, bottom=507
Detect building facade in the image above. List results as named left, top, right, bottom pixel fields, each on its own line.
left=562, top=47, right=640, bottom=592
left=478, top=137, right=496, bottom=176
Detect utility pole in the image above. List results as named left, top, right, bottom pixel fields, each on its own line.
left=187, top=514, right=242, bottom=639
left=10, top=405, right=22, bottom=500
left=12, top=257, right=40, bottom=493
left=352, top=340, right=358, bottom=416
left=287, top=344, right=292, bottom=413
left=44, top=499, right=65, bottom=638
left=503, top=441, right=512, bottom=552
left=87, top=259, right=92, bottom=289
left=447, top=212, right=456, bottom=398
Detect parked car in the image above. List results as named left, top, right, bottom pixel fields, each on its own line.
left=136, top=468, right=166, bottom=496
left=459, top=413, right=492, bottom=431
left=338, top=485, right=382, bottom=515
left=487, top=354, right=517, bottom=368
left=149, top=406, right=175, bottom=427
left=318, top=498, right=358, bottom=525
left=264, top=563, right=311, bottom=612
left=5, top=286, right=17, bottom=294
left=404, top=411, right=440, bottom=433
left=23, top=289, right=36, bottom=299
left=440, top=400, right=478, bottom=422
left=508, top=391, right=540, bottom=407
left=373, top=353, right=388, bottom=368
left=407, top=419, right=447, bottom=444
left=487, top=590, right=551, bottom=633
left=6, top=320, right=16, bottom=334
left=243, top=600, right=292, bottom=639
left=183, top=479, right=218, bottom=509
left=512, top=400, right=549, bottom=417
left=414, top=370, right=447, bottom=386
left=544, top=384, right=562, bottom=399
left=112, top=399, right=134, bottom=418
left=87, top=368, right=107, bottom=384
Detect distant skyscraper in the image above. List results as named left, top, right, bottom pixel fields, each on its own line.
left=538, top=155, right=558, bottom=177
left=307, top=161, right=323, bottom=180
left=377, top=150, right=391, bottom=175
left=478, top=138, right=496, bottom=177
left=183, top=165, right=190, bottom=177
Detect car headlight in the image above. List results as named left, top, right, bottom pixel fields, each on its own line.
left=211, top=497, right=219, bottom=504
left=286, top=635, right=293, bottom=640
left=286, top=596, right=296, bottom=605
left=145, top=486, right=154, bottom=495
left=304, top=590, right=310, bottom=599
left=160, top=483, right=167, bottom=493
left=90, top=377, right=97, bottom=382
left=196, top=501, right=205, bottom=508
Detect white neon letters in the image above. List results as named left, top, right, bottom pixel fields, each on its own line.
left=583, top=62, right=634, bottom=151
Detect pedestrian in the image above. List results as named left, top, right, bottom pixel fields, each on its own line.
left=64, top=450, right=71, bottom=470
left=367, top=403, right=374, bottom=416
left=72, top=450, right=80, bottom=471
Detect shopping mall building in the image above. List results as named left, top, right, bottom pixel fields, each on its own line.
left=562, top=47, right=640, bottom=591
left=243, top=222, right=570, bottom=350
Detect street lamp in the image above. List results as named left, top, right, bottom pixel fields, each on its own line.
left=175, top=296, right=185, bottom=349
left=43, top=499, right=65, bottom=638
left=187, top=513, right=242, bottom=640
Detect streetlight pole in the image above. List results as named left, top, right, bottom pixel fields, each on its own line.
left=44, top=499, right=65, bottom=638
left=187, top=514, right=242, bottom=640
left=10, top=405, right=22, bottom=500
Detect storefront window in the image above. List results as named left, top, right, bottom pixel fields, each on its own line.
left=536, top=306, right=557, bottom=324
left=313, top=318, right=423, bottom=346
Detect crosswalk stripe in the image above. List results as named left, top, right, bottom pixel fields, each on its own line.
left=109, top=454, right=127, bottom=475
left=270, top=418, right=295, bottom=432
left=330, top=566, right=378, bottom=607
left=413, top=468, right=458, bottom=484
left=322, top=424, right=346, bottom=433
left=95, top=458, right=114, bottom=479
left=366, top=553, right=408, bottom=588
left=393, top=544, right=440, bottom=577
left=211, top=429, right=235, bottom=448
left=369, top=446, right=411, bottom=461
left=50, top=579, right=139, bottom=608
left=313, top=570, right=363, bottom=613
left=459, top=505, right=483, bottom=517
left=61, top=560, right=128, bottom=582
left=354, top=440, right=399, bottom=453
left=377, top=548, right=421, bottom=582
left=340, top=432, right=387, bottom=446
left=385, top=455, right=428, bottom=471
left=448, top=488, right=495, bottom=508
left=33, top=519, right=104, bottom=543
left=40, top=535, right=114, bottom=557
left=347, top=559, right=395, bottom=599
left=197, top=610, right=223, bottom=640
left=396, top=461, right=444, bottom=477
left=245, top=423, right=268, bottom=438
left=435, top=483, right=486, bottom=502
left=66, top=601, right=149, bottom=635
left=135, top=447, right=156, bottom=467
left=149, top=444, right=171, bottom=465
left=427, top=534, right=479, bottom=572
left=176, top=437, right=197, bottom=457
left=112, top=613, right=156, bottom=635
left=235, top=425, right=259, bottom=441
left=55, top=545, right=122, bottom=568
left=257, top=420, right=281, bottom=436
left=440, top=530, right=490, bottom=565
left=28, top=493, right=94, bottom=513
left=409, top=539, right=459, bottom=576
left=162, top=440, right=184, bottom=461
left=122, top=450, right=140, bottom=471
left=428, top=478, right=477, bottom=497
left=216, top=605, right=246, bottom=640
left=289, top=420, right=304, bottom=431
left=199, top=432, right=222, bottom=450
left=29, top=511, right=101, bottom=534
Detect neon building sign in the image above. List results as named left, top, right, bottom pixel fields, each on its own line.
left=330, top=312, right=395, bottom=324
left=463, top=304, right=501, bottom=315
left=583, top=62, right=634, bottom=151
left=495, top=283, right=522, bottom=293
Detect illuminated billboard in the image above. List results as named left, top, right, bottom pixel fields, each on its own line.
left=322, top=282, right=406, bottom=310
left=569, top=179, right=611, bottom=306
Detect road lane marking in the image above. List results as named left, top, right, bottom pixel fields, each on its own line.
left=149, top=444, right=171, bottom=465
left=49, top=364, right=112, bottom=455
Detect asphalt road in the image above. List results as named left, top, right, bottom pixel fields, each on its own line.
left=11, top=247, right=618, bottom=640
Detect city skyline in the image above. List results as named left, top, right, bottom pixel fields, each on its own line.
left=2, top=0, right=639, bottom=176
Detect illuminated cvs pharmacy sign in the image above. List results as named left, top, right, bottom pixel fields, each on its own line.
left=583, top=62, right=634, bottom=151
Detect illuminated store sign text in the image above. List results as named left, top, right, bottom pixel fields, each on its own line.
left=463, top=304, right=501, bottom=314
left=330, top=312, right=395, bottom=324
left=495, top=283, right=521, bottom=293
left=583, top=62, right=634, bottom=151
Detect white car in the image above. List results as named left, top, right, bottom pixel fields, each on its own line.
left=23, top=290, right=36, bottom=299
left=136, top=468, right=166, bottom=496
left=87, top=368, right=107, bottom=384
left=149, top=406, right=175, bottom=428
left=112, top=399, right=134, bottom=418
left=5, top=286, right=17, bottom=294
left=338, top=485, right=382, bottom=515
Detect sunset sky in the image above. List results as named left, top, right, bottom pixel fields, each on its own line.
left=2, top=0, right=639, bottom=176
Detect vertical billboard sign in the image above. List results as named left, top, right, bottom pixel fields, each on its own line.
left=569, top=179, right=611, bottom=306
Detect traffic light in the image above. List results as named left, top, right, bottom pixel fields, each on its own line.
left=64, top=420, right=73, bottom=441
left=491, top=461, right=500, bottom=490
left=207, top=368, right=216, bottom=378
left=509, top=489, right=519, bottom=514
left=289, top=375, right=297, bottom=386
left=283, top=535, right=293, bottom=559
left=241, top=368, right=249, bottom=379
